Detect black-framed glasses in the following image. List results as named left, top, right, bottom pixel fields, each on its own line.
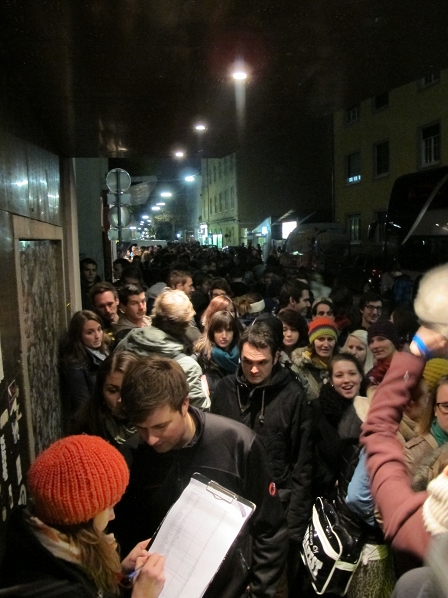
left=436, top=402, right=448, bottom=414
left=365, top=304, right=382, bottom=312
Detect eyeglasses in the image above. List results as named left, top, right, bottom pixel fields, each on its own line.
left=436, top=402, right=448, bottom=414
left=365, top=304, right=382, bottom=312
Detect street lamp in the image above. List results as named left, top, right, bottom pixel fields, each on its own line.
left=160, top=191, right=172, bottom=198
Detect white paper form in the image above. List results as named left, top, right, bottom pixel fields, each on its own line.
left=149, top=474, right=255, bottom=598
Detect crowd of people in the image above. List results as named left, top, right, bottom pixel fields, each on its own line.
left=1, top=241, right=448, bottom=598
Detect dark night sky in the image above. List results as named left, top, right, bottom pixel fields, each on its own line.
left=2, top=0, right=448, bottom=217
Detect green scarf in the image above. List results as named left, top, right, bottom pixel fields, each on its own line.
left=431, top=418, right=448, bottom=446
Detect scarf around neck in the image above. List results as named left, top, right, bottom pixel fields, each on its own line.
left=211, top=345, right=239, bottom=373
left=431, top=419, right=448, bottom=446
left=319, top=382, right=353, bottom=428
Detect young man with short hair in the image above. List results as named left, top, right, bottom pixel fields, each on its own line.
left=278, top=280, right=311, bottom=319
left=90, top=282, right=120, bottom=327
left=359, top=292, right=383, bottom=329
left=113, top=355, right=288, bottom=598
left=166, top=269, right=195, bottom=298
left=112, top=283, right=151, bottom=342
left=212, top=318, right=312, bottom=590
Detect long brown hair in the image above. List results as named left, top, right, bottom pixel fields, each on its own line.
left=55, top=519, right=121, bottom=595
left=194, top=311, right=242, bottom=365
left=71, top=351, right=139, bottom=436
left=61, top=310, right=109, bottom=367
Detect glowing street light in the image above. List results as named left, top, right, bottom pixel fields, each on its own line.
left=174, top=150, right=185, bottom=158
left=232, top=70, right=247, bottom=81
left=156, top=202, right=166, bottom=206
left=195, top=123, right=206, bottom=132
left=151, top=206, right=161, bottom=211
left=185, top=175, right=195, bottom=182
left=142, top=215, right=149, bottom=219
left=160, top=191, right=172, bottom=198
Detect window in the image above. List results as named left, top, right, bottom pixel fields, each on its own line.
left=348, top=214, right=361, bottom=243
left=230, top=186, right=235, bottom=209
left=229, top=154, right=234, bottom=172
left=373, top=211, right=387, bottom=245
left=421, top=123, right=440, bottom=166
left=218, top=162, right=222, bottom=179
left=224, top=157, right=228, bottom=177
left=224, top=189, right=228, bottom=211
left=208, top=165, right=212, bottom=185
left=373, top=91, right=389, bottom=112
left=418, top=72, right=440, bottom=89
left=346, top=104, right=360, bottom=124
left=374, top=141, right=389, bottom=177
left=214, top=195, right=217, bottom=213
left=346, top=151, right=361, bottom=184
left=219, top=192, right=223, bottom=212
left=209, top=196, right=213, bottom=214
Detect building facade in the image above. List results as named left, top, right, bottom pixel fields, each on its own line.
left=334, top=70, right=448, bottom=253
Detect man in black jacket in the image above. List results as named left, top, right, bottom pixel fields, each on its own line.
left=112, top=355, right=288, bottom=598
left=212, top=317, right=312, bottom=593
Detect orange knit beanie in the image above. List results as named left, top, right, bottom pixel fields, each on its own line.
left=27, top=435, right=129, bottom=526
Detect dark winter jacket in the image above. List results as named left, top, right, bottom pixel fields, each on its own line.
left=211, top=363, right=312, bottom=543
left=112, top=407, right=289, bottom=598
left=0, top=508, right=104, bottom=597
left=60, top=350, right=106, bottom=415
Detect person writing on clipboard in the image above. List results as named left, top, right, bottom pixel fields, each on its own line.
left=111, top=355, right=289, bottom=598
left=0, top=435, right=165, bottom=598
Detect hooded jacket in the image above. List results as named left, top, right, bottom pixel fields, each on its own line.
left=112, top=407, right=289, bottom=598
left=290, top=347, right=330, bottom=402
left=115, top=325, right=210, bottom=410
left=212, top=363, right=312, bottom=543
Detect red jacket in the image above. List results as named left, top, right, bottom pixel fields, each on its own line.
left=361, top=351, right=430, bottom=566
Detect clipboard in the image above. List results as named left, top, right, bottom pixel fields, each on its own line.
left=143, top=472, right=256, bottom=598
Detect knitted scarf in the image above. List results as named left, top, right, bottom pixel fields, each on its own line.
left=431, top=419, right=448, bottom=447
left=366, top=359, right=391, bottom=387
left=318, top=382, right=353, bottom=428
left=211, top=345, right=239, bottom=373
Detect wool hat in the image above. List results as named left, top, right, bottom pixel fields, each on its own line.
left=308, top=317, right=338, bottom=344
left=367, top=320, right=400, bottom=349
left=414, top=264, right=448, bottom=335
left=422, top=358, right=448, bottom=393
left=27, top=435, right=129, bottom=526
left=423, top=467, right=448, bottom=535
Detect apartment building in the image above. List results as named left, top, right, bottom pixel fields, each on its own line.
left=334, top=70, right=448, bottom=252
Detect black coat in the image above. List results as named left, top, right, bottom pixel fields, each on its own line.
left=0, top=508, right=104, bottom=598
left=211, top=363, right=312, bottom=544
left=112, top=407, right=289, bottom=598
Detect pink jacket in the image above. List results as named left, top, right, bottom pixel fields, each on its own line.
left=361, top=351, right=430, bottom=563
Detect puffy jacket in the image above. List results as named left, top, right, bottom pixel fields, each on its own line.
left=212, top=363, right=312, bottom=543
left=112, top=407, right=289, bottom=598
left=115, top=325, right=210, bottom=410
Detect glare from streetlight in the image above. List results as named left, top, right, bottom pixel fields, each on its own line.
left=195, top=124, right=206, bottom=131
left=185, top=175, right=195, bottom=182
left=142, top=215, right=149, bottom=219
left=156, top=202, right=166, bottom=206
left=160, top=192, right=172, bottom=197
left=233, top=71, right=247, bottom=81
left=151, top=206, right=161, bottom=211
left=174, top=150, right=184, bottom=158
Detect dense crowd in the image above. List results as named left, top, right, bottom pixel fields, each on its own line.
left=1, top=241, right=448, bottom=598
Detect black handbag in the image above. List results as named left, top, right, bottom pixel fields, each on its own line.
left=301, top=497, right=363, bottom=596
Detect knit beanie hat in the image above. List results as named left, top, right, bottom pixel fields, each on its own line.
left=27, top=435, right=129, bottom=526
left=423, top=468, right=448, bottom=535
left=308, top=317, right=338, bottom=344
left=367, top=320, right=400, bottom=349
left=423, top=358, right=448, bottom=393
left=414, top=264, right=448, bottom=336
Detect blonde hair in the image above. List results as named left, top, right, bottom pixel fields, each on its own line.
left=343, top=329, right=375, bottom=374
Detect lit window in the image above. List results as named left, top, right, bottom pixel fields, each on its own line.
left=374, top=141, right=389, bottom=177
left=346, top=105, right=360, bottom=125
left=346, top=151, right=361, bottom=184
left=421, top=123, right=440, bottom=166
